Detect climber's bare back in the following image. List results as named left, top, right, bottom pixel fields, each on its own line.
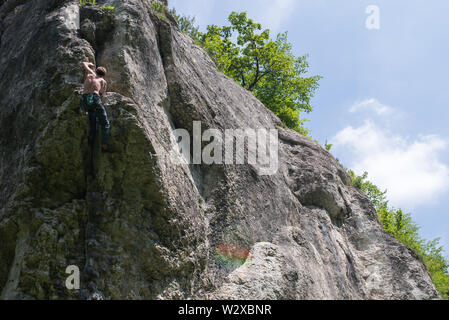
left=83, top=74, right=106, bottom=95
left=81, top=62, right=107, bottom=95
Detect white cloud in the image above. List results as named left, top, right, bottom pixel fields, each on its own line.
left=332, top=120, right=449, bottom=209
left=350, top=98, right=393, bottom=116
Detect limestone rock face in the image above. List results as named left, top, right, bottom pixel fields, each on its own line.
left=0, top=0, right=439, bottom=300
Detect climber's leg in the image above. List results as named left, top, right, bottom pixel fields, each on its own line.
left=94, top=96, right=110, bottom=148
left=82, top=94, right=97, bottom=145
left=88, top=109, right=97, bottom=145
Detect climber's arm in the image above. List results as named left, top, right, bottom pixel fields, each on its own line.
left=81, top=61, right=96, bottom=76
left=100, top=80, right=107, bottom=96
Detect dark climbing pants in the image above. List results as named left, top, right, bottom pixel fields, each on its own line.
left=81, top=94, right=110, bottom=146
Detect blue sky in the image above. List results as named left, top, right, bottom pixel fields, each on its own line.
left=170, top=0, right=449, bottom=257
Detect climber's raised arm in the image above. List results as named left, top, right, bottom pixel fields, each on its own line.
left=81, top=61, right=96, bottom=75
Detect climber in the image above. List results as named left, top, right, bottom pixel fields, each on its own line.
left=80, top=61, right=110, bottom=152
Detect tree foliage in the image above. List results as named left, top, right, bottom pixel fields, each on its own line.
left=349, top=170, right=449, bottom=299
left=169, top=8, right=201, bottom=42
left=173, top=11, right=320, bottom=136
left=79, top=0, right=115, bottom=11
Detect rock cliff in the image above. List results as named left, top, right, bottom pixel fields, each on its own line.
left=0, top=0, right=439, bottom=299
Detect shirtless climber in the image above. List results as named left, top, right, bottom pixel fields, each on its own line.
left=80, top=61, right=110, bottom=152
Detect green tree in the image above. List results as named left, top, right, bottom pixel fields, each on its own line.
left=350, top=170, right=449, bottom=299
left=169, top=8, right=201, bottom=42
left=348, top=170, right=388, bottom=209
left=197, top=12, right=321, bottom=135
